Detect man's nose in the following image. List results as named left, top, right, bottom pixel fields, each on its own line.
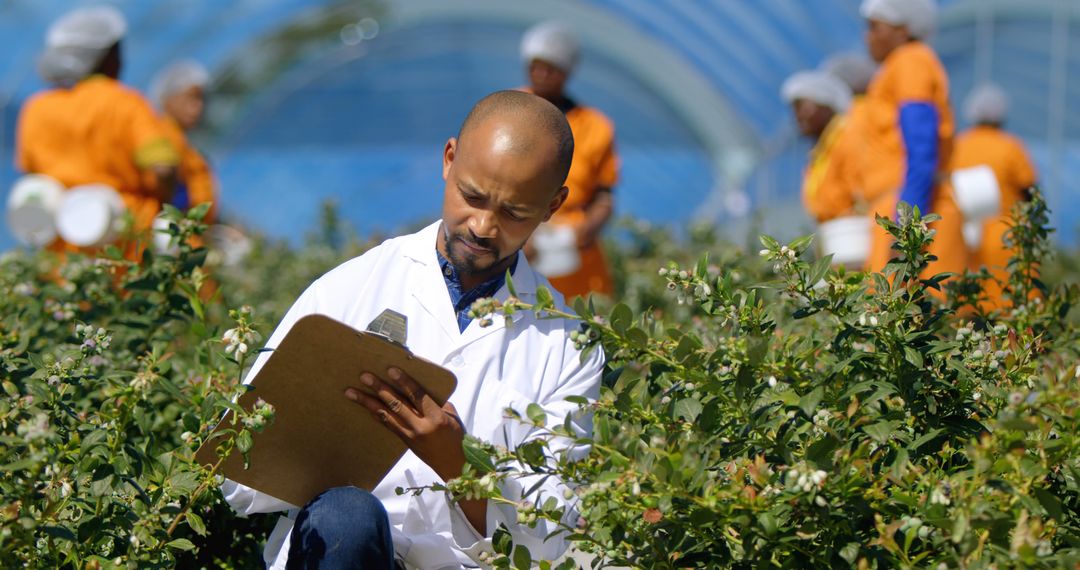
left=470, top=210, right=497, bottom=238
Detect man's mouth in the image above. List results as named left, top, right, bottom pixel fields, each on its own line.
left=458, top=237, right=493, bottom=255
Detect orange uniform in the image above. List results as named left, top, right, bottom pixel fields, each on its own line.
left=802, top=110, right=863, bottom=223
left=16, top=75, right=179, bottom=246
left=159, top=116, right=218, bottom=223
left=546, top=104, right=619, bottom=299
left=857, top=42, right=966, bottom=279
left=951, top=126, right=1038, bottom=308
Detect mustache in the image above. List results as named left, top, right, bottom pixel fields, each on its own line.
left=456, top=229, right=494, bottom=251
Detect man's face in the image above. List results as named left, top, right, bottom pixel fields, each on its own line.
left=164, top=85, right=205, bottom=131
left=865, top=18, right=910, bottom=63
left=792, top=98, right=835, bottom=138
left=439, top=122, right=567, bottom=283
left=527, top=59, right=568, bottom=101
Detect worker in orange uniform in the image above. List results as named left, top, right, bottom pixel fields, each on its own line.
left=858, top=0, right=967, bottom=282
left=780, top=70, right=859, bottom=224
left=519, top=22, right=618, bottom=300
left=952, top=84, right=1038, bottom=310
left=150, top=59, right=218, bottom=224
left=16, top=6, right=178, bottom=253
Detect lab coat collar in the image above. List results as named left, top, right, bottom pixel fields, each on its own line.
left=402, top=222, right=539, bottom=344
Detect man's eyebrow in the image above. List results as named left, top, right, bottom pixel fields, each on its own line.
left=456, top=180, right=483, bottom=195
left=457, top=180, right=534, bottom=213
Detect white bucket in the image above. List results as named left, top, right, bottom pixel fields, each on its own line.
left=55, top=184, right=126, bottom=247
left=819, top=215, right=872, bottom=267
left=963, top=220, right=983, bottom=250
left=531, top=223, right=580, bottom=278
left=205, top=224, right=253, bottom=267
left=6, top=174, right=64, bottom=247
left=152, top=214, right=180, bottom=255
left=952, top=165, right=1001, bottom=221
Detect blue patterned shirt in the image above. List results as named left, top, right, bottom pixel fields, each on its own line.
left=437, top=251, right=517, bottom=332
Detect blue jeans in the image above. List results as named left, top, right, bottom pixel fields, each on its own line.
left=286, top=487, right=395, bottom=569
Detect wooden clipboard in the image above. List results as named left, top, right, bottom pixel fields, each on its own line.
left=195, top=314, right=457, bottom=507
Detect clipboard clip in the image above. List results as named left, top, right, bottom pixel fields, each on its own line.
left=366, top=309, right=408, bottom=347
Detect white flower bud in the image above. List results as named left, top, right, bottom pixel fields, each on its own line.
left=767, top=376, right=777, bottom=387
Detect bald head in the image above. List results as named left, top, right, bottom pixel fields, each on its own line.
left=457, top=90, right=575, bottom=188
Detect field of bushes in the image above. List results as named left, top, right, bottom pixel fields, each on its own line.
left=1, top=194, right=1079, bottom=568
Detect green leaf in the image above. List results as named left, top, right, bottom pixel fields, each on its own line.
left=864, top=420, right=897, bottom=444
left=1034, top=488, right=1064, bottom=521
left=43, top=525, right=76, bottom=542
left=903, top=346, right=924, bottom=368
left=166, top=538, right=197, bottom=551
left=535, top=286, right=554, bottom=310
left=526, top=403, right=548, bottom=426
left=518, top=440, right=546, bottom=469
left=674, top=398, right=703, bottom=422
left=758, top=512, right=778, bottom=538
left=493, top=525, right=513, bottom=555
left=513, top=545, right=533, bottom=569
left=610, top=303, right=633, bottom=335
left=186, top=512, right=208, bottom=536
left=798, top=387, right=824, bottom=419
left=463, top=437, right=496, bottom=474
left=840, top=542, right=860, bottom=564
left=235, top=430, right=253, bottom=454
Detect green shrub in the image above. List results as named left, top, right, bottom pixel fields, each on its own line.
left=0, top=205, right=274, bottom=569
left=456, top=189, right=1080, bottom=569
left=2, top=191, right=1078, bottom=569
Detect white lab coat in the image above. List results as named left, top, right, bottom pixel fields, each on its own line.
left=221, top=221, right=603, bottom=569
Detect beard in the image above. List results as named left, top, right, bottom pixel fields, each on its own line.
left=442, top=225, right=514, bottom=278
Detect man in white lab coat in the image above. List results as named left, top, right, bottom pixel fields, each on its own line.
left=221, top=90, right=604, bottom=569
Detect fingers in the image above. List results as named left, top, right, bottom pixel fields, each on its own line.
left=359, top=371, right=419, bottom=415
left=345, top=387, right=413, bottom=438
left=384, top=367, right=443, bottom=415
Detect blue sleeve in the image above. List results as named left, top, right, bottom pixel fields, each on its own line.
left=897, top=102, right=939, bottom=218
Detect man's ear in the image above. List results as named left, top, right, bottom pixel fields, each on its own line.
left=442, top=138, right=457, bottom=181
left=543, top=186, right=570, bottom=221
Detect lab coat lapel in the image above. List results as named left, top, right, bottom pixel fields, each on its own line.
left=401, top=222, right=460, bottom=343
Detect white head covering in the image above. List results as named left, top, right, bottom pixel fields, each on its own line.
left=860, top=0, right=938, bottom=40
left=964, top=83, right=1008, bottom=125
left=149, top=59, right=210, bottom=109
left=821, top=53, right=878, bottom=94
left=781, top=70, right=852, bottom=113
left=520, top=21, right=580, bottom=75
left=37, top=6, right=127, bottom=87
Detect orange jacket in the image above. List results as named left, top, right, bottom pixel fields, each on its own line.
left=952, top=126, right=1038, bottom=308
left=159, top=116, right=218, bottom=223
left=16, top=76, right=179, bottom=246
left=858, top=42, right=965, bottom=279
left=802, top=112, right=862, bottom=223
left=545, top=104, right=619, bottom=300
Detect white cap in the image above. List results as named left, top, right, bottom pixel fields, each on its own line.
left=821, top=53, right=878, bottom=94
left=520, top=21, right=580, bottom=74
left=781, top=70, right=852, bottom=112
left=150, top=59, right=210, bottom=108
left=860, top=0, right=938, bottom=40
left=963, top=83, right=1008, bottom=125
left=37, top=6, right=127, bottom=87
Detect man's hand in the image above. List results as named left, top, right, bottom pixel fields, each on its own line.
left=345, top=367, right=488, bottom=533
left=345, top=367, right=466, bottom=481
